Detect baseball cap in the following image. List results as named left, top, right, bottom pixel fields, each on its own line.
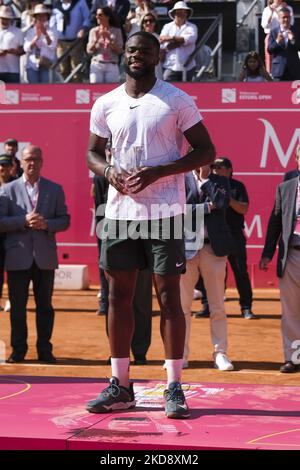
left=211, top=157, right=232, bottom=169
left=4, top=138, right=18, bottom=146
left=0, top=154, right=13, bottom=166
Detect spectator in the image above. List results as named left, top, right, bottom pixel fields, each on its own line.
left=0, top=145, right=70, bottom=364
left=134, top=0, right=155, bottom=26
left=261, top=0, right=294, bottom=73
left=87, top=6, right=123, bottom=83
left=3, top=138, right=23, bottom=178
left=24, top=4, right=58, bottom=83
left=284, top=145, right=300, bottom=181
left=268, top=7, right=300, bottom=81
left=141, top=12, right=162, bottom=78
left=180, top=167, right=235, bottom=370
left=160, top=1, right=197, bottom=82
left=50, top=0, right=90, bottom=81
left=239, top=50, right=272, bottom=82
left=0, top=5, right=24, bottom=83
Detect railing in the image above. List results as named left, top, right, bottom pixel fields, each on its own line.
left=49, top=38, right=89, bottom=84
left=236, top=0, right=262, bottom=28
left=183, top=14, right=223, bottom=82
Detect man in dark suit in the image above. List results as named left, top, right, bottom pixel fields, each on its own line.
left=284, top=144, right=300, bottom=181
left=180, top=166, right=236, bottom=370
left=268, top=7, right=300, bottom=81
left=0, top=145, right=70, bottom=364
left=260, top=174, right=300, bottom=373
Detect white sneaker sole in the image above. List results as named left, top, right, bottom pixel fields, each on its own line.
left=87, top=400, right=136, bottom=413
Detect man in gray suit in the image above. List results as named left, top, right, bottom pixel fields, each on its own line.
left=0, top=145, right=70, bottom=364
left=260, top=173, right=300, bottom=373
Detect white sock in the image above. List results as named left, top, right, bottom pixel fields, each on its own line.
left=165, top=359, right=183, bottom=387
left=111, top=357, right=130, bottom=388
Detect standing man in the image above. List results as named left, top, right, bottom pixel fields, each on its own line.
left=160, top=1, right=197, bottom=82
left=86, top=31, right=215, bottom=418
left=0, top=145, right=70, bottom=364
left=260, top=174, right=300, bottom=373
left=212, top=158, right=256, bottom=319
left=0, top=5, right=24, bottom=83
left=268, top=7, right=300, bottom=81
left=180, top=166, right=235, bottom=371
left=284, top=145, right=300, bottom=182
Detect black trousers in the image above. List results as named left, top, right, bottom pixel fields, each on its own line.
left=7, top=262, right=55, bottom=356
left=104, top=268, right=153, bottom=358
left=228, top=231, right=253, bottom=309
left=131, top=268, right=152, bottom=358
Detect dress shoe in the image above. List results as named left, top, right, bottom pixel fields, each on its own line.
left=7, top=353, right=26, bottom=364
left=241, top=308, right=257, bottom=319
left=96, top=305, right=108, bottom=316
left=38, top=353, right=57, bottom=364
left=133, top=355, right=147, bottom=365
left=194, top=303, right=210, bottom=318
left=280, top=361, right=299, bottom=373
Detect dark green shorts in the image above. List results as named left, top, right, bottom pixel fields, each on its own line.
left=99, top=216, right=186, bottom=276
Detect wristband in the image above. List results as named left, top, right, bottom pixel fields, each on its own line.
left=104, top=164, right=113, bottom=179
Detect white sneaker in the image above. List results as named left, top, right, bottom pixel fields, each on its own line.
left=214, top=353, right=234, bottom=371
left=4, top=300, right=10, bottom=312
left=193, top=289, right=202, bottom=300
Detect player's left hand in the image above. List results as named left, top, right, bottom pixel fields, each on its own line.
left=126, top=166, right=161, bottom=193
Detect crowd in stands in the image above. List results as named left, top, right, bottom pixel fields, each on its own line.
left=1, top=0, right=299, bottom=84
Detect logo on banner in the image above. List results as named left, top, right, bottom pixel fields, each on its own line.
left=291, top=81, right=300, bottom=104
left=5, top=90, right=19, bottom=105
left=259, top=119, right=300, bottom=168
left=76, top=89, right=90, bottom=104
left=221, top=88, right=236, bottom=103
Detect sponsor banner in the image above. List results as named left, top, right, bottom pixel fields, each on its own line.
left=1, top=82, right=300, bottom=286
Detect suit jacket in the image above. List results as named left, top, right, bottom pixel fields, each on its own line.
left=284, top=169, right=300, bottom=181
left=268, top=25, right=300, bottom=80
left=262, top=177, right=298, bottom=277
left=185, top=172, right=235, bottom=258
left=0, top=176, right=70, bottom=271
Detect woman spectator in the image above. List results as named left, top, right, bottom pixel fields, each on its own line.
left=239, top=51, right=272, bottom=82
left=140, top=12, right=163, bottom=79
left=23, top=4, right=57, bottom=83
left=261, top=0, right=294, bottom=73
left=87, top=6, right=123, bottom=84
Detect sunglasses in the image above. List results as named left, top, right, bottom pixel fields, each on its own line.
left=143, top=19, right=155, bottom=24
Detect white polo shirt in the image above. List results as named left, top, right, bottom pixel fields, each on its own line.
left=0, top=26, right=23, bottom=74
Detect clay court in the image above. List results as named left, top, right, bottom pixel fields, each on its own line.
left=0, top=286, right=298, bottom=386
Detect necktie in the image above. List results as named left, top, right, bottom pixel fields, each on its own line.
left=293, top=184, right=300, bottom=236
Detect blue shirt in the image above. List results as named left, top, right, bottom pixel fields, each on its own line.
left=50, top=0, right=91, bottom=41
